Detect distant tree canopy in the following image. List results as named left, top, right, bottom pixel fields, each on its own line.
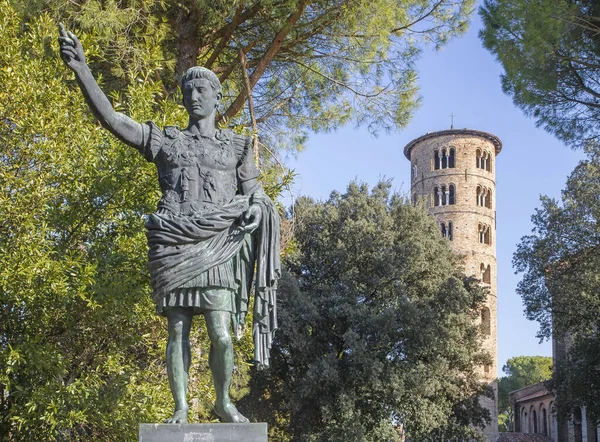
left=479, top=0, right=600, bottom=149
left=513, top=143, right=600, bottom=424
left=241, top=181, right=492, bottom=441
left=497, top=356, right=552, bottom=432
left=12, top=0, right=475, bottom=151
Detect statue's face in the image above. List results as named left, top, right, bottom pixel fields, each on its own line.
left=182, top=78, right=221, bottom=120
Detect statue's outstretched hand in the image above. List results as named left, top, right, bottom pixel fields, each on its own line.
left=58, top=23, right=86, bottom=72
left=236, top=204, right=262, bottom=235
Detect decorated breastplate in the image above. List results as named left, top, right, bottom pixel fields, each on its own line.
left=155, top=127, right=238, bottom=215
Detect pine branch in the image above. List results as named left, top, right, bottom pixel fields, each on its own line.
left=224, top=0, right=310, bottom=119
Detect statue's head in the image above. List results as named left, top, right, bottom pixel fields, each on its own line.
left=180, top=67, right=222, bottom=121
left=181, top=67, right=222, bottom=94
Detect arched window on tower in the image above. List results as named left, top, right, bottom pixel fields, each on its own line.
left=441, top=185, right=447, bottom=205
left=434, top=150, right=440, bottom=170
left=440, top=221, right=453, bottom=240
left=449, top=184, right=455, bottom=205
left=483, top=265, right=491, bottom=284
left=478, top=187, right=491, bottom=208
left=476, top=150, right=492, bottom=171
left=449, top=148, right=455, bottom=168
left=433, top=186, right=440, bottom=206
left=478, top=223, right=491, bottom=245
left=481, top=307, right=491, bottom=336
left=412, top=164, right=418, bottom=181
left=441, top=148, right=448, bottom=169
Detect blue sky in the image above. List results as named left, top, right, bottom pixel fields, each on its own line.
left=281, top=6, right=584, bottom=378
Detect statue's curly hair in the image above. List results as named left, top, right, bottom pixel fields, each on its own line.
left=181, top=67, right=221, bottom=94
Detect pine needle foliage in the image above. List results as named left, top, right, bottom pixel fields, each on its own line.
left=480, top=0, right=600, bottom=149
left=13, top=0, right=474, bottom=152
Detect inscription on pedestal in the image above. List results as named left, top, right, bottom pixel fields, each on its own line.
left=139, top=423, right=268, bottom=442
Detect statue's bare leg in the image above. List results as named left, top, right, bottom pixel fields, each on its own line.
left=205, top=308, right=249, bottom=423
left=165, top=307, right=193, bottom=423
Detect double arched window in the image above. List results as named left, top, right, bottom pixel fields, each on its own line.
left=433, top=184, right=456, bottom=206
left=476, top=149, right=492, bottom=171
left=433, top=147, right=455, bottom=170
left=478, top=223, right=491, bottom=245
left=476, top=186, right=492, bottom=209
left=440, top=221, right=453, bottom=240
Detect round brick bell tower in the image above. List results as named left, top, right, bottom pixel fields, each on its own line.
left=404, top=129, right=502, bottom=442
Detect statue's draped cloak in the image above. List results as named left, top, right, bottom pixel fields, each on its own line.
left=139, top=122, right=280, bottom=368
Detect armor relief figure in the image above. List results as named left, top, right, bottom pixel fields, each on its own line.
left=58, top=24, right=280, bottom=424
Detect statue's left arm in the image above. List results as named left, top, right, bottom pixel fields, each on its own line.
left=233, top=135, right=280, bottom=368
left=235, top=136, right=264, bottom=234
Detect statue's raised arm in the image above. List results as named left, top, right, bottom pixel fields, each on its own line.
left=58, top=24, right=147, bottom=149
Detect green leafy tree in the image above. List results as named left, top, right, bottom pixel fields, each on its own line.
left=497, top=356, right=552, bottom=432
left=14, top=0, right=475, bottom=152
left=513, top=143, right=600, bottom=426
left=0, top=3, right=258, bottom=439
left=241, top=181, right=492, bottom=441
left=479, top=0, right=600, bottom=149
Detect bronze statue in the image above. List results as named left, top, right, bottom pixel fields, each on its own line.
left=58, top=24, right=280, bottom=425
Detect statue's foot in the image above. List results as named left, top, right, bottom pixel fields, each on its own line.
left=164, top=408, right=188, bottom=424
left=215, top=402, right=249, bottom=423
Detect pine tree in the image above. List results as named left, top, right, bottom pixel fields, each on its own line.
left=17, top=0, right=474, bottom=151
left=480, top=0, right=600, bottom=149
left=497, top=356, right=552, bottom=431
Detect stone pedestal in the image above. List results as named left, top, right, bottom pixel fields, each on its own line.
left=139, top=423, right=268, bottom=442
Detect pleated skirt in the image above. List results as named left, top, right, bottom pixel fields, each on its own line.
left=156, top=259, right=237, bottom=316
